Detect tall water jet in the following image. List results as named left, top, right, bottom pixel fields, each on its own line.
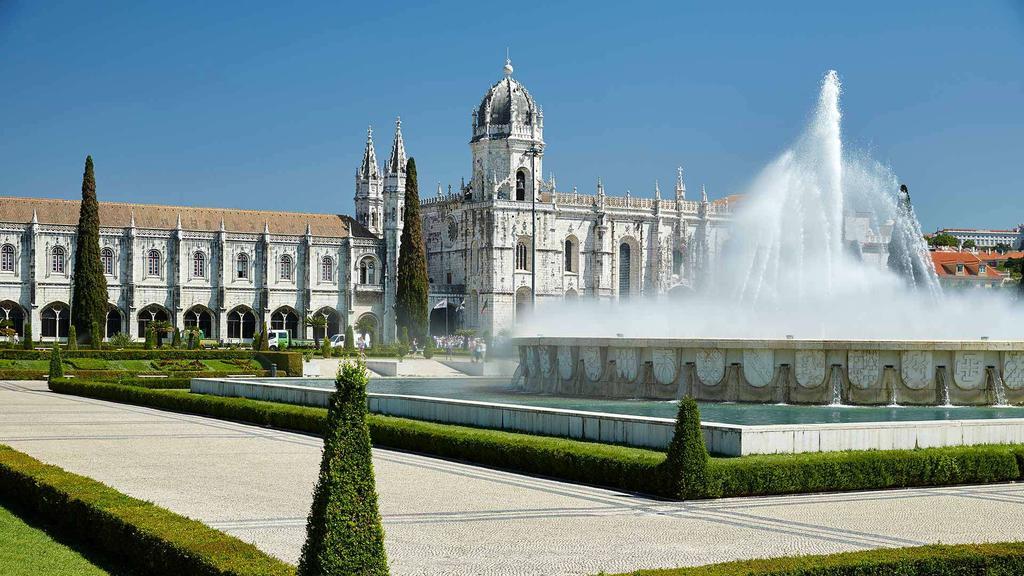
left=887, top=184, right=941, bottom=295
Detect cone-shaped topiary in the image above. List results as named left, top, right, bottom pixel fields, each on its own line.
left=67, top=326, right=78, bottom=351
left=22, top=322, right=32, bottom=350
left=423, top=337, right=435, bottom=359
left=344, top=325, right=355, bottom=353
left=90, top=320, right=103, bottom=349
left=144, top=326, right=155, bottom=350
left=396, top=158, right=428, bottom=342
left=661, top=397, right=711, bottom=500
left=321, top=335, right=332, bottom=358
left=297, top=361, right=389, bottom=576
left=71, top=156, right=109, bottom=347
left=172, top=327, right=181, bottom=348
left=49, top=344, right=63, bottom=379
left=252, top=329, right=261, bottom=351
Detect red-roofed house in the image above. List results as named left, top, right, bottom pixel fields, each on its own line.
left=931, top=251, right=1011, bottom=290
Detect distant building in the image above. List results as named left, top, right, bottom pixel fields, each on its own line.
left=930, top=250, right=1010, bottom=290
left=934, top=226, right=1024, bottom=250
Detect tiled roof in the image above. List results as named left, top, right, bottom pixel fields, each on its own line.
left=930, top=251, right=1007, bottom=278
left=0, top=196, right=376, bottom=239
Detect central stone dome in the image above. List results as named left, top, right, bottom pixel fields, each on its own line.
left=472, top=60, right=542, bottom=142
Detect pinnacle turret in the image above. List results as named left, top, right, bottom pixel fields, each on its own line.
left=675, top=166, right=686, bottom=201
left=701, top=184, right=708, bottom=203
left=387, top=117, right=406, bottom=175
left=358, top=126, right=381, bottom=181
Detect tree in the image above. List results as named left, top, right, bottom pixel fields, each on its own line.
left=259, top=321, right=269, bottom=351
left=151, top=321, right=172, bottom=348
left=90, top=321, right=103, bottom=349
left=172, top=327, right=181, bottom=348
left=22, top=322, right=33, bottom=350
left=307, top=314, right=328, bottom=347
left=70, top=156, right=109, bottom=347
left=962, top=239, right=977, bottom=250
left=297, top=361, right=389, bottom=576
left=252, top=329, right=262, bottom=351
left=395, top=157, right=428, bottom=343
left=144, top=325, right=155, bottom=350
left=67, top=326, right=78, bottom=351
left=995, top=243, right=1011, bottom=254
left=928, top=233, right=959, bottom=248
left=320, top=335, right=332, bottom=358
left=49, top=344, right=64, bottom=379
left=344, top=324, right=356, bottom=353
left=660, top=397, right=710, bottom=500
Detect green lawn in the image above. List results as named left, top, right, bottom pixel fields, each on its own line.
left=0, top=504, right=112, bottom=576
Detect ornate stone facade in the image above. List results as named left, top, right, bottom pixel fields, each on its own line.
left=417, top=59, right=734, bottom=339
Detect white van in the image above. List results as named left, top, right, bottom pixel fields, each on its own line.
left=266, top=329, right=290, bottom=350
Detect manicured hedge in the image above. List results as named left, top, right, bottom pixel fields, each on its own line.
left=602, top=542, right=1024, bottom=575
left=0, top=349, right=254, bottom=360
left=51, top=376, right=192, bottom=389
left=48, top=379, right=666, bottom=495
left=0, top=445, right=294, bottom=576
left=48, top=379, right=1024, bottom=500
left=0, top=369, right=47, bottom=380
left=256, top=351, right=303, bottom=377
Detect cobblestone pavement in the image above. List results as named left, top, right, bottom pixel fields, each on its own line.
left=2, top=380, right=1023, bottom=575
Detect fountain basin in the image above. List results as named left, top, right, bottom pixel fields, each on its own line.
left=513, top=337, right=1024, bottom=406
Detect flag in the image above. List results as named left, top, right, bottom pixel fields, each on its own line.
left=432, top=299, right=448, bottom=310
left=480, top=298, right=488, bottom=312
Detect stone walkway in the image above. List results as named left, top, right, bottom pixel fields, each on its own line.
left=2, top=380, right=1023, bottom=575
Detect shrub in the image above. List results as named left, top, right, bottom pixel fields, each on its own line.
left=145, top=326, right=155, bottom=349
left=0, top=349, right=254, bottom=360
left=172, top=327, right=181, bottom=349
left=67, top=325, right=78, bottom=351
left=90, top=321, right=103, bottom=349
left=257, top=351, right=302, bottom=376
left=260, top=322, right=269, bottom=351
left=252, top=330, right=262, bottom=351
left=423, top=337, right=435, bottom=359
left=48, top=345, right=63, bottom=378
left=298, top=361, right=388, bottom=575
left=0, top=445, right=294, bottom=576
left=344, top=325, right=355, bottom=353
left=22, top=322, right=32, bottom=350
left=661, top=397, right=710, bottom=499
left=109, top=332, right=133, bottom=349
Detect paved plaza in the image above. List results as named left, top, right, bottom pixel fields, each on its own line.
left=2, top=380, right=1023, bottom=575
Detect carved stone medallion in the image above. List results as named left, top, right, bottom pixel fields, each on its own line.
left=848, top=351, right=880, bottom=389
left=652, top=349, right=677, bottom=386
left=954, top=351, right=985, bottom=389
left=696, top=349, right=725, bottom=386
left=795, top=350, right=826, bottom=388
left=582, top=346, right=603, bottom=382
left=557, top=346, right=574, bottom=381
left=612, top=347, right=639, bottom=381
left=1003, top=352, right=1024, bottom=390
left=900, top=350, right=933, bottom=390
left=742, top=349, right=774, bottom=388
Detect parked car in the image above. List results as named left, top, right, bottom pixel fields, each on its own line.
left=266, top=330, right=290, bottom=350
left=329, top=333, right=345, bottom=349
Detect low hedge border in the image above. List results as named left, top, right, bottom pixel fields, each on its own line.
left=48, top=379, right=666, bottom=495
left=603, top=542, right=1024, bottom=575
left=0, top=369, right=271, bottom=381
left=51, top=376, right=192, bottom=389
left=0, top=349, right=254, bottom=360
left=256, top=351, right=303, bottom=377
left=48, top=379, right=1024, bottom=500
left=0, top=444, right=294, bottom=576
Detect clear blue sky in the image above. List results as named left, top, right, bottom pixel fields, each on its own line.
left=1, top=1, right=1022, bottom=231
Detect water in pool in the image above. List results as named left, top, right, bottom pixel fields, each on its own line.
left=272, top=377, right=1024, bottom=426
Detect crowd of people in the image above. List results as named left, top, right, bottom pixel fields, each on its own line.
left=429, top=334, right=488, bottom=361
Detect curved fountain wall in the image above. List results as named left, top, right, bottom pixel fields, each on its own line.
left=513, top=337, right=1024, bottom=406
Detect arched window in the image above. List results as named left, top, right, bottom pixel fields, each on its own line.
left=227, top=306, right=256, bottom=339
left=359, top=258, right=376, bottom=284
left=51, top=246, right=66, bottom=274
left=193, top=251, right=206, bottom=278
left=236, top=253, right=249, bottom=279
left=672, top=249, right=684, bottom=276
left=105, top=306, right=123, bottom=338
left=137, top=304, right=169, bottom=338
left=271, top=307, right=299, bottom=338
left=41, top=303, right=70, bottom=338
left=101, top=247, right=114, bottom=276
left=321, top=256, right=334, bottom=282
left=279, top=255, right=292, bottom=281
left=184, top=305, right=214, bottom=338
left=563, top=237, right=578, bottom=273
left=0, top=244, right=14, bottom=272
left=516, top=169, right=527, bottom=201
left=147, top=249, right=161, bottom=276
left=515, top=242, right=529, bottom=271
left=619, top=242, right=632, bottom=298
left=0, top=301, right=25, bottom=336
left=515, top=287, right=532, bottom=323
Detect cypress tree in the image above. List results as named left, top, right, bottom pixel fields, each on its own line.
left=70, top=156, right=108, bottom=346
left=344, top=325, right=355, bottom=353
left=661, top=397, right=711, bottom=499
left=90, top=320, right=103, bottom=349
left=252, top=329, right=261, bottom=351
left=172, top=327, right=181, bottom=348
left=395, top=158, right=428, bottom=342
left=297, top=361, right=389, bottom=576
left=22, top=322, right=32, bottom=350
left=49, top=344, right=64, bottom=379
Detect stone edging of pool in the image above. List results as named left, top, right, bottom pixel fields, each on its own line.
left=191, top=377, right=1024, bottom=457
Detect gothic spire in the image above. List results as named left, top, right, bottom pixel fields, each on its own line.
left=675, top=166, right=686, bottom=201
left=387, top=116, right=406, bottom=175
left=655, top=180, right=661, bottom=201
left=701, top=184, right=708, bottom=203
left=358, top=125, right=381, bottom=180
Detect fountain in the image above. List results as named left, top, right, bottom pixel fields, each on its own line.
left=514, top=71, right=1024, bottom=407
